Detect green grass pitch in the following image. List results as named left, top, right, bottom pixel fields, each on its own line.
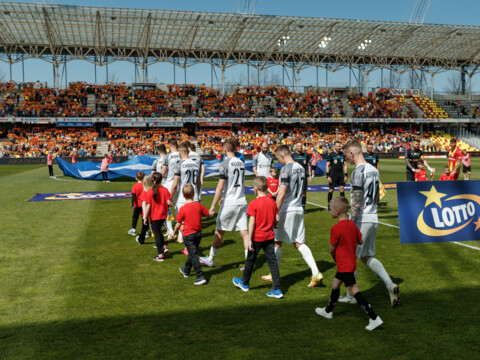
left=0, top=159, right=479, bottom=359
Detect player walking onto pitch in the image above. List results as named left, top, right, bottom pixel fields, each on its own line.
left=326, top=141, right=348, bottom=210
left=315, top=197, right=383, bottom=331
left=151, top=144, right=167, bottom=174
left=169, top=143, right=201, bottom=244
left=262, top=145, right=323, bottom=287
left=340, top=140, right=399, bottom=307
left=405, top=139, right=433, bottom=181
left=448, top=138, right=463, bottom=180
left=200, top=139, right=249, bottom=268
left=161, top=139, right=181, bottom=240
left=253, top=141, right=273, bottom=178
left=186, top=142, right=205, bottom=201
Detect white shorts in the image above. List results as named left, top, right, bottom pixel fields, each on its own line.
left=274, top=211, right=305, bottom=244
left=216, top=204, right=248, bottom=232
left=163, top=182, right=179, bottom=204
left=356, top=222, right=378, bottom=258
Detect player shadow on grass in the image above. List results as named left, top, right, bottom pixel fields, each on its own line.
left=305, top=207, right=324, bottom=214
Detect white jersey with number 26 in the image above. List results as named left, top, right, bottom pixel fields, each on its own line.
left=219, top=157, right=247, bottom=206
left=350, top=162, right=379, bottom=223
left=279, top=161, right=305, bottom=213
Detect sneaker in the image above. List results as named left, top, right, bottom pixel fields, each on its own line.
left=233, top=277, right=249, bottom=292
left=153, top=254, right=165, bottom=262
left=199, top=256, right=214, bottom=268
left=179, top=266, right=189, bottom=278
left=194, top=277, right=207, bottom=285
left=338, top=294, right=357, bottom=304
left=163, top=245, right=169, bottom=256
left=315, top=307, right=333, bottom=319
left=266, top=289, right=284, bottom=299
left=135, top=236, right=144, bottom=245
left=261, top=274, right=272, bottom=282
left=153, top=245, right=157, bottom=249
left=151, top=232, right=155, bottom=238
left=145, top=231, right=149, bottom=238
left=127, top=228, right=136, bottom=236
left=308, top=272, right=324, bottom=287
left=181, top=248, right=189, bottom=256
left=365, top=316, right=383, bottom=331
left=389, top=284, right=400, bottom=308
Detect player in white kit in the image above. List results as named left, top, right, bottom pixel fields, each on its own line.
left=186, top=141, right=205, bottom=201
left=151, top=144, right=167, bottom=174
left=161, top=139, right=181, bottom=240
left=200, top=139, right=249, bottom=267
left=252, top=141, right=273, bottom=178
left=170, top=143, right=201, bottom=244
left=262, top=144, right=323, bottom=287
left=339, top=140, right=399, bottom=307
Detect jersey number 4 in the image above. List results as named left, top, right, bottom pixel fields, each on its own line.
left=365, top=180, right=379, bottom=206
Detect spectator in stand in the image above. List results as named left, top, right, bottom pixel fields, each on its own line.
left=462, top=149, right=471, bottom=180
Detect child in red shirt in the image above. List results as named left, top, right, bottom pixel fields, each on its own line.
left=144, top=172, right=173, bottom=262
left=233, top=176, right=283, bottom=298
left=414, top=160, right=428, bottom=182
left=439, top=166, right=453, bottom=181
left=128, top=171, right=145, bottom=236
left=175, top=184, right=213, bottom=285
left=267, top=167, right=279, bottom=200
left=315, top=197, right=383, bottom=331
left=136, top=175, right=152, bottom=244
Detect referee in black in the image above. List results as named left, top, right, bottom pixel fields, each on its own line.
left=291, top=141, right=312, bottom=213
left=364, top=142, right=379, bottom=170
left=326, top=140, right=348, bottom=210
left=405, top=139, right=432, bottom=181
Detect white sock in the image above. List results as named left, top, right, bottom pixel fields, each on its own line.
left=165, top=221, right=174, bottom=234
left=346, top=271, right=357, bottom=297
left=178, top=231, right=183, bottom=243
left=244, top=249, right=248, bottom=259
left=208, top=246, right=218, bottom=262
left=298, top=244, right=319, bottom=276
left=274, top=246, right=282, bottom=269
left=367, top=257, right=393, bottom=289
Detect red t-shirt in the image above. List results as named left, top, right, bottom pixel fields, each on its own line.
left=131, top=182, right=144, bottom=208
left=246, top=196, right=278, bottom=242
left=176, top=202, right=209, bottom=237
left=439, top=173, right=453, bottom=181
left=144, top=186, right=172, bottom=221
left=267, top=177, right=279, bottom=198
left=415, top=169, right=427, bottom=181
left=330, top=219, right=362, bottom=272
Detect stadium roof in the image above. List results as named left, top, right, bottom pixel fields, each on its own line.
left=1, top=2, right=480, bottom=75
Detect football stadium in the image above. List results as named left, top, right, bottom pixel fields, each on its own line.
left=1, top=1, right=479, bottom=359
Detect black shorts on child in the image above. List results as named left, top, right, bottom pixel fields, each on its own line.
left=335, top=271, right=356, bottom=287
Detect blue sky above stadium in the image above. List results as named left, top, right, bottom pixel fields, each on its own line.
left=1, top=0, right=479, bottom=93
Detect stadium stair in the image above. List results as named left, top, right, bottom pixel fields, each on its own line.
left=97, top=141, right=109, bottom=156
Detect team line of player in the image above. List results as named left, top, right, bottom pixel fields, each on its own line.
left=127, top=138, right=400, bottom=331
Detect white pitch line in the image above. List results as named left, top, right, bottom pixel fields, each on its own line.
left=306, top=201, right=480, bottom=251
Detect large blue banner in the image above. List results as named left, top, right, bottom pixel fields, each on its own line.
left=58, top=156, right=327, bottom=181
left=397, top=180, right=480, bottom=244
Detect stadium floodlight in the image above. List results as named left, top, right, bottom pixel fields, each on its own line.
left=278, top=35, right=290, bottom=46
left=319, top=36, right=331, bottom=48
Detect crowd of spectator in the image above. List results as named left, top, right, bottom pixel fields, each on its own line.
left=1, top=126, right=98, bottom=158
left=1, top=82, right=457, bottom=119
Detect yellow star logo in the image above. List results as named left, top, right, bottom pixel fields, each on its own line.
left=419, top=185, right=447, bottom=208
left=474, top=217, right=480, bottom=232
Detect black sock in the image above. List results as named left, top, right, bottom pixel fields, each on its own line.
left=354, top=292, right=377, bottom=320
left=327, top=192, right=333, bottom=205
left=325, top=288, right=340, bottom=313
left=340, top=191, right=345, bottom=197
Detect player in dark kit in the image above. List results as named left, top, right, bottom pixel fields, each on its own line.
left=291, top=141, right=312, bottom=213
left=405, top=139, right=432, bottom=181
left=363, top=142, right=379, bottom=170
left=326, top=141, right=348, bottom=210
